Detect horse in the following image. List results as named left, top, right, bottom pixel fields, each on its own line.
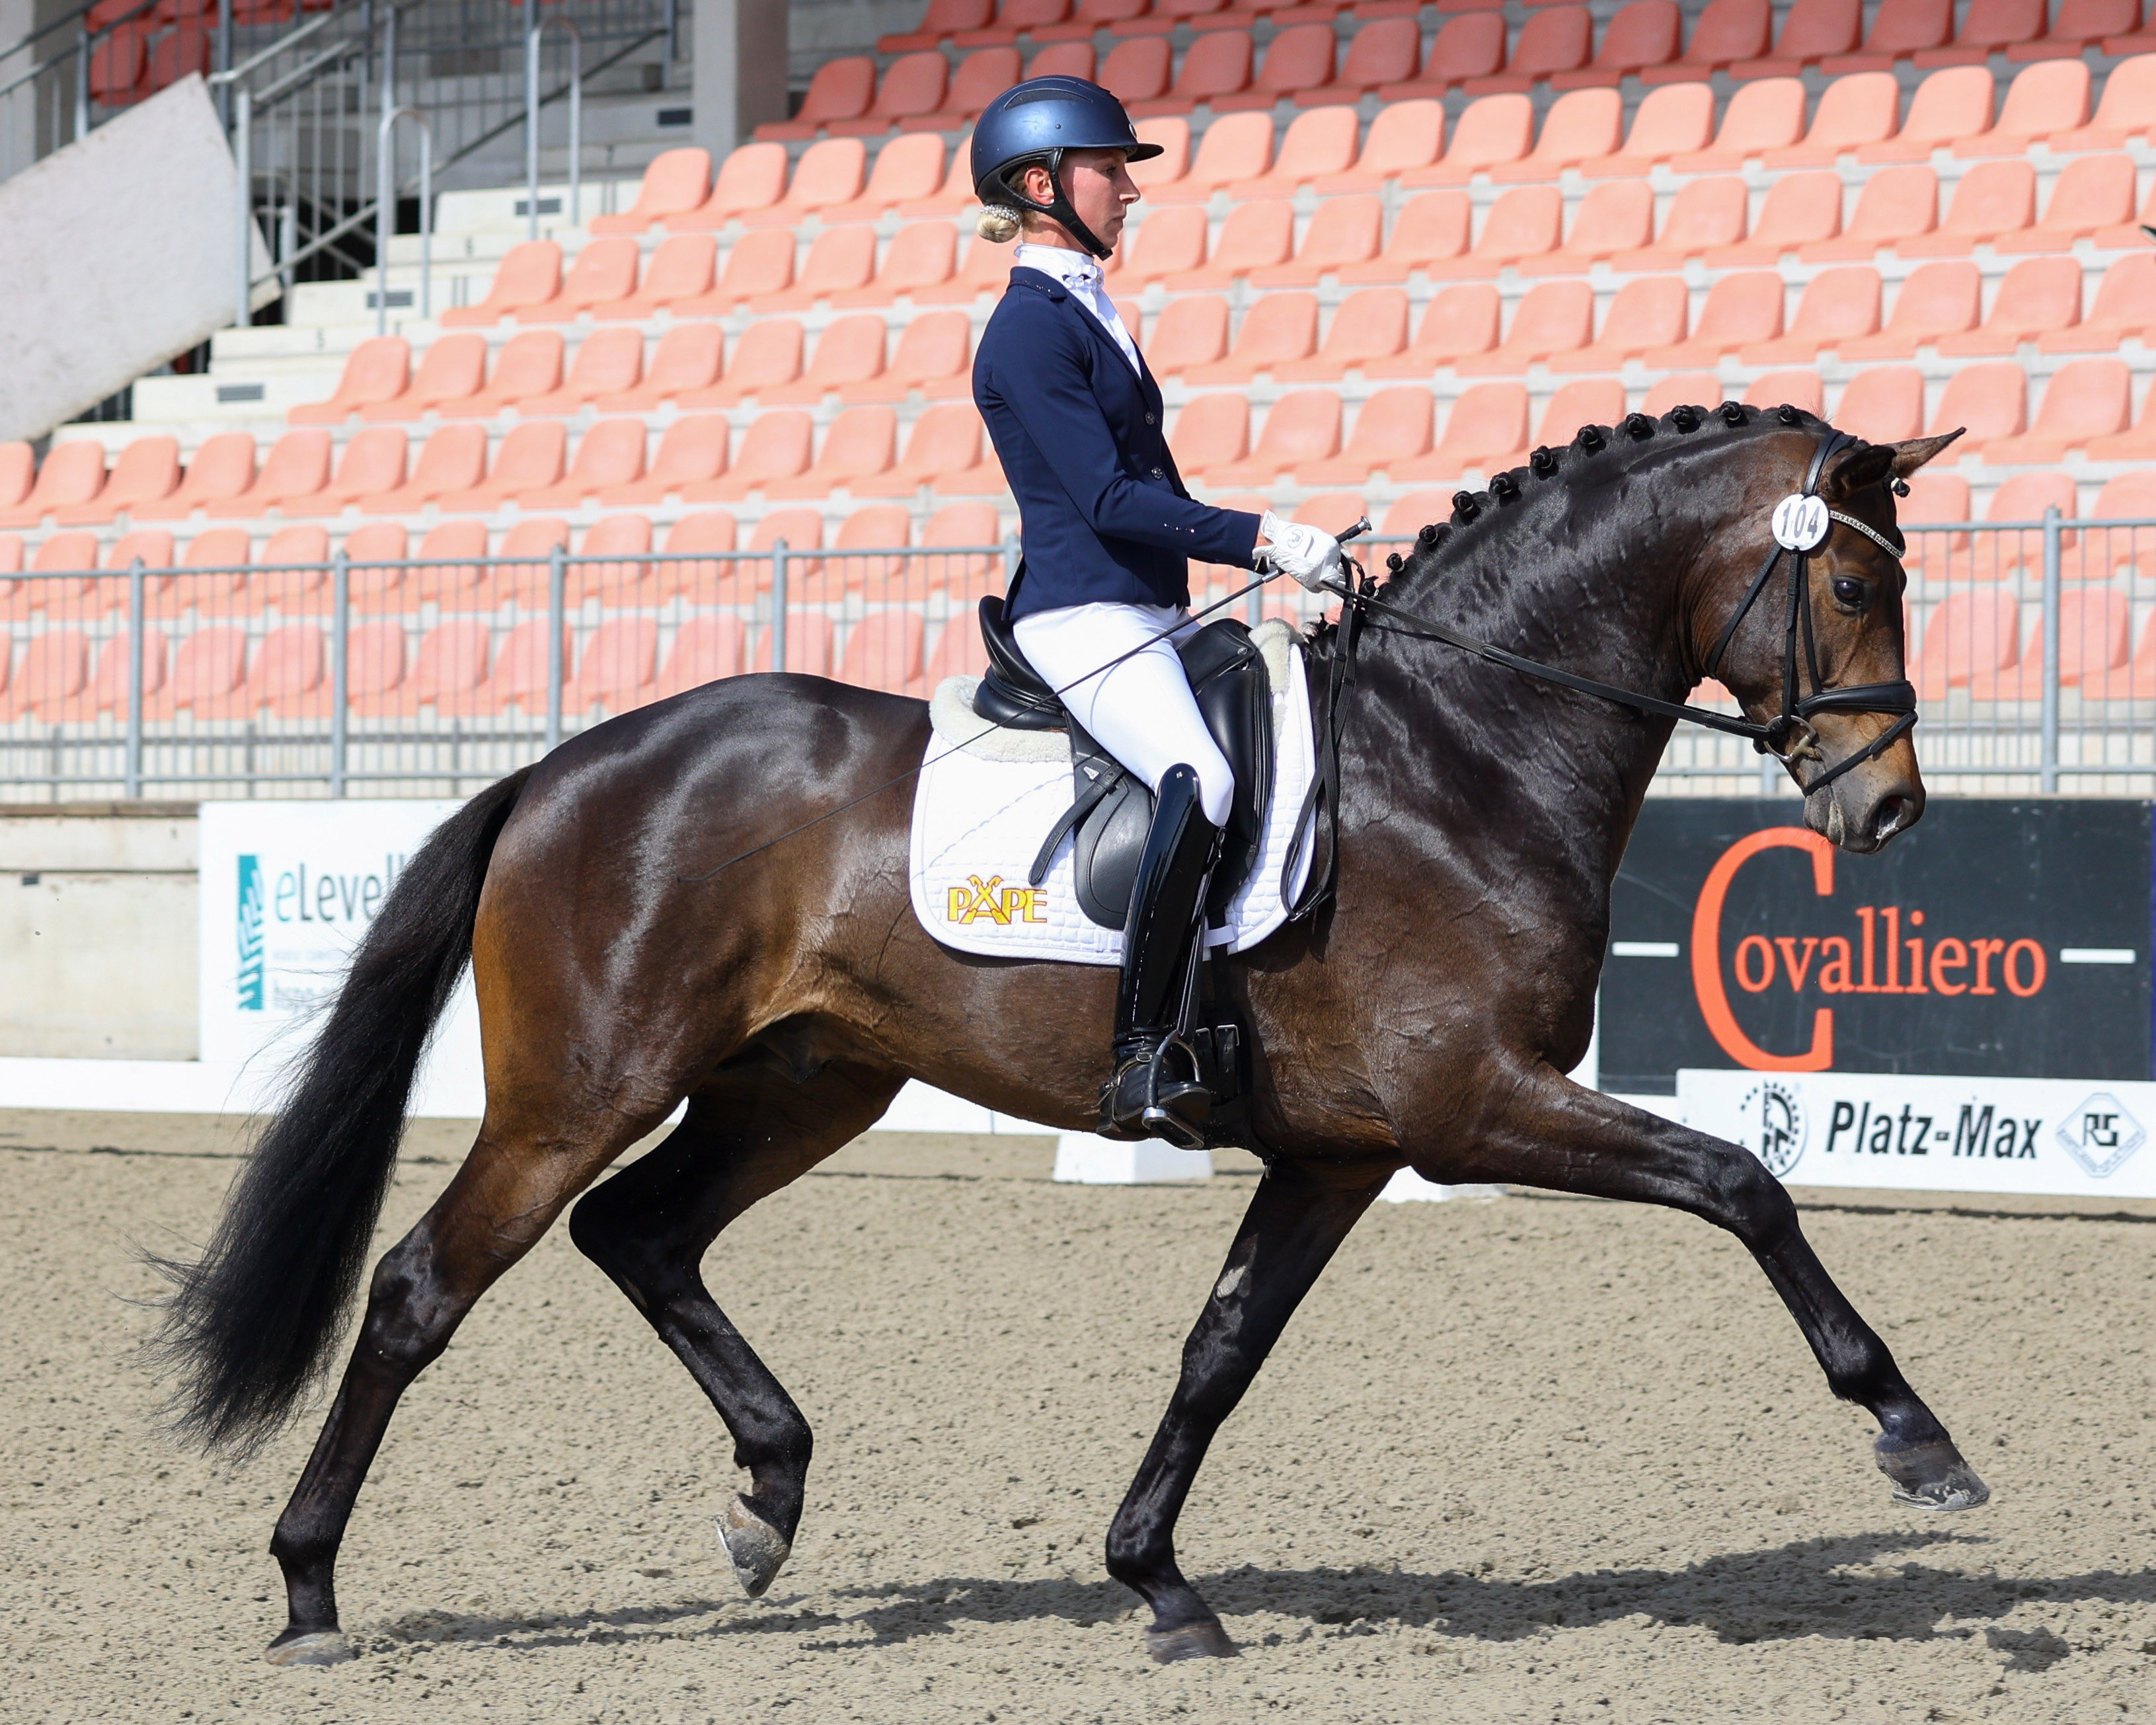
left=152, top=404, right=1985, bottom=1669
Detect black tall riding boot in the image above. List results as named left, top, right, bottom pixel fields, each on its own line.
left=1100, top=763, right=1222, bottom=1148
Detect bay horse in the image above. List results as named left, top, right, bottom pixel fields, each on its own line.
left=153, top=406, right=1985, bottom=1668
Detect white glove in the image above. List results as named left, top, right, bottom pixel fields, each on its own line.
left=1258, top=511, right=1344, bottom=593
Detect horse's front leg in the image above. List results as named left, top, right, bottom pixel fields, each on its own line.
left=1432, top=1066, right=1988, bottom=1513
left=1106, top=1161, right=1387, bottom=1662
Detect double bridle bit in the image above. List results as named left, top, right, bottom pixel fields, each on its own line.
left=1318, top=427, right=1919, bottom=798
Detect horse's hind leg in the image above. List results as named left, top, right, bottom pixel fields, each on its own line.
left=1106, top=1160, right=1387, bottom=1662
left=265, top=1101, right=660, bottom=1666
left=1434, top=1069, right=1987, bottom=1513
left=568, top=1044, right=902, bottom=1599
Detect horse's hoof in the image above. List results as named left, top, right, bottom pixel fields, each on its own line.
left=264, top=1629, right=352, bottom=1667
left=1146, top=1619, right=1239, bottom=1663
left=716, top=1495, right=792, bottom=1598
left=1876, top=1436, right=1991, bottom=1512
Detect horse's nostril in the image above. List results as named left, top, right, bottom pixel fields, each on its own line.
left=1872, top=795, right=1915, bottom=842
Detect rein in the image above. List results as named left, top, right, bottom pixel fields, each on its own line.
left=1285, top=429, right=1920, bottom=921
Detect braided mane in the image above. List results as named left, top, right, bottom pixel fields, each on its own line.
left=1375, top=400, right=1836, bottom=599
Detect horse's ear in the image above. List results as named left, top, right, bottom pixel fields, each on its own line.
left=1826, top=430, right=1962, bottom=499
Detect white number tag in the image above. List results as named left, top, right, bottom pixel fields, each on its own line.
left=1771, top=494, right=1831, bottom=553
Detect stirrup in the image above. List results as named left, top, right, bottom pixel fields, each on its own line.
left=1100, top=1036, right=1210, bottom=1149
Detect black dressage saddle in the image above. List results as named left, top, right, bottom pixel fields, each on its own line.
left=970, top=594, right=1274, bottom=931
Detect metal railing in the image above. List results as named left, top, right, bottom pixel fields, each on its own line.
left=1, top=519, right=2153, bottom=801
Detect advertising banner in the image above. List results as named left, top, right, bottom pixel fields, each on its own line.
left=197, top=800, right=484, bottom=1114
left=1679, top=1067, right=2156, bottom=1200
left=1600, top=800, right=2152, bottom=1094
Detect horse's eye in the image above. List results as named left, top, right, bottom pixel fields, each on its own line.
left=1831, top=576, right=1867, bottom=609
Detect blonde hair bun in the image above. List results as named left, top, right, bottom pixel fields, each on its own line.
left=974, top=204, right=1022, bottom=244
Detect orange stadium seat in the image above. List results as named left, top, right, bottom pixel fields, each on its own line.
left=1233, top=106, right=1360, bottom=196
left=2087, top=475, right=2156, bottom=574
left=1937, top=256, right=2081, bottom=355
left=771, top=405, right=900, bottom=498
left=1098, top=36, right=1174, bottom=106
left=1929, top=362, right=2026, bottom=455
left=1827, top=0, right=1951, bottom=69
left=338, top=522, right=410, bottom=613
left=1213, top=23, right=1332, bottom=113
left=564, top=515, right=656, bottom=606
left=679, top=320, right=805, bottom=408
left=756, top=56, right=875, bottom=141
left=1187, top=292, right=1319, bottom=381
left=1402, top=93, right=1531, bottom=184
left=155, top=528, right=249, bottom=618
left=1147, top=111, right=1272, bottom=204
left=595, top=414, right=730, bottom=506
left=518, top=236, right=640, bottom=323
left=1900, top=161, right=2036, bottom=257
left=441, top=241, right=561, bottom=328
left=1473, top=5, right=1590, bottom=91
left=864, top=404, right=999, bottom=500
left=2015, top=0, right=2138, bottom=58
left=1734, top=0, right=1861, bottom=73
left=2001, top=154, right=2137, bottom=254
left=0, top=441, right=105, bottom=529
left=0, top=443, right=30, bottom=512
left=913, top=47, right=1019, bottom=128
left=288, top=426, right=406, bottom=516
left=1274, top=287, right=1409, bottom=378
left=1402, top=383, right=1529, bottom=478
left=1828, top=366, right=1931, bottom=444
left=1536, top=379, right=1627, bottom=446
left=911, top=231, right=1011, bottom=307
left=1492, top=88, right=1621, bottom=181
left=1765, top=71, right=1899, bottom=167
left=1336, top=189, right=1471, bottom=282
left=1986, top=361, right=2132, bottom=465
left=676, top=228, right=795, bottom=314
left=827, top=134, right=948, bottom=220
left=1524, top=180, right=1653, bottom=275
left=1364, top=282, right=1502, bottom=374
left=592, top=147, right=711, bottom=235
left=753, top=225, right=877, bottom=311
left=403, top=519, right=490, bottom=609
left=1858, top=65, right=1991, bottom=162
left=1956, top=58, right=2089, bottom=156
left=1556, top=274, right=1688, bottom=370
left=1914, top=590, right=2019, bottom=699
left=751, top=610, right=835, bottom=676
left=1924, top=0, right=2048, bottom=62
left=1131, top=27, right=1252, bottom=115
left=490, top=518, right=572, bottom=607
left=434, top=330, right=562, bottom=420
left=1644, top=0, right=1769, bottom=81
left=102, top=528, right=174, bottom=582
left=1640, top=372, right=1724, bottom=418
left=562, top=617, right=661, bottom=713
left=831, top=51, right=948, bottom=137
left=1169, top=393, right=1249, bottom=477
left=912, top=501, right=1003, bottom=594
left=1895, top=471, right=1971, bottom=574
left=839, top=608, right=927, bottom=693
left=2042, top=255, right=2156, bottom=354
left=1313, top=98, right=1443, bottom=190
left=1743, top=369, right=1825, bottom=415
left=436, top=422, right=565, bottom=514
left=1555, top=0, right=1681, bottom=87
left=666, top=141, right=789, bottom=230
left=744, top=137, right=868, bottom=227
left=1144, top=294, right=1231, bottom=376
left=1169, top=200, right=1294, bottom=289
left=53, top=434, right=177, bottom=525
left=843, top=310, right=972, bottom=402
left=653, top=615, right=747, bottom=696
left=1301, top=387, right=1432, bottom=483
left=358, top=333, right=484, bottom=423
left=1672, top=77, right=1804, bottom=169
left=250, top=523, right=330, bottom=613
left=694, top=410, right=816, bottom=500
left=1646, top=271, right=1783, bottom=365
left=2051, top=52, right=2156, bottom=150
left=1249, top=194, right=1381, bottom=286
left=1617, top=175, right=1746, bottom=268
left=595, top=324, right=726, bottom=412
left=1120, top=116, right=1187, bottom=192
left=748, top=508, right=824, bottom=575
left=131, top=431, right=256, bottom=523
left=521, top=418, right=648, bottom=509
left=1839, top=260, right=1978, bottom=356
left=1709, top=171, right=1842, bottom=264
left=2083, top=384, right=2156, bottom=463
left=827, top=504, right=913, bottom=589
left=391, top=619, right=491, bottom=714
left=1744, top=266, right=1880, bottom=362
left=149, top=625, right=250, bottom=720
left=1320, top=19, right=1418, bottom=102
left=1113, top=204, right=1208, bottom=285
left=646, top=510, right=742, bottom=604
left=837, top=221, right=956, bottom=305
left=2, top=630, right=89, bottom=722
left=1430, top=184, right=1562, bottom=278
left=522, top=326, right=646, bottom=416
left=1459, top=279, right=1594, bottom=374
left=1586, top=81, right=1714, bottom=173
left=1803, top=164, right=1935, bottom=260
left=1212, top=389, right=1342, bottom=484
left=880, top=0, right=992, bottom=50
left=290, top=338, right=410, bottom=426
left=765, top=313, right=888, bottom=403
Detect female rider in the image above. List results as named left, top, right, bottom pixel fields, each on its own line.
left=968, top=77, right=1344, bottom=1145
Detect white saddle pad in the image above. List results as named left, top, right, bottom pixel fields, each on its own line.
left=909, top=619, right=1316, bottom=966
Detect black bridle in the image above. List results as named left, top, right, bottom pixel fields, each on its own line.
left=1287, top=430, right=1919, bottom=919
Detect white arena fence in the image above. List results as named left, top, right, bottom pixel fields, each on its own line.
left=0, top=514, right=2151, bottom=800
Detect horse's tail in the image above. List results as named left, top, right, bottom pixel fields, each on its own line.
left=149, top=767, right=532, bottom=1455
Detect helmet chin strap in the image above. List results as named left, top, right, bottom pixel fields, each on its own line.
left=1003, top=151, right=1113, bottom=260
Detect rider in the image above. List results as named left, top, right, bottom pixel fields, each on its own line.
left=968, top=76, right=1345, bottom=1145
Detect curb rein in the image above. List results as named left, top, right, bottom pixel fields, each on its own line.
left=1283, top=429, right=1919, bottom=923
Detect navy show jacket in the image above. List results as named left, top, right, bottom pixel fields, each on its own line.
left=973, top=265, right=1264, bottom=621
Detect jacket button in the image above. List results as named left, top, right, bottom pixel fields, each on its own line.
left=1144, top=411, right=1157, bottom=426
left=1150, top=466, right=1164, bottom=479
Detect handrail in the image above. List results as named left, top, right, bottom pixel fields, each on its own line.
left=206, top=1, right=349, bottom=89
left=375, top=105, right=432, bottom=334
left=0, top=0, right=157, bottom=104
left=525, top=11, right=580, bottom=237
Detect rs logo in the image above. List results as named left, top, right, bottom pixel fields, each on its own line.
left=948, top=874, right=1048, bottom=926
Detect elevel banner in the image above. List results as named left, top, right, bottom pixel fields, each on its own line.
left=197, top=800, right=483, bottom=1112
left=1600, top=800, right=2152, bottom=1094
left=1679, top=1068, right=2156, bottom=1200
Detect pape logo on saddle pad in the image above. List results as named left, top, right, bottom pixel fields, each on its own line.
left=946, top=873, right=1049, bottom=927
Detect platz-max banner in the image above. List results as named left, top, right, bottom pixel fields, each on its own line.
left=1600, top=800, right=2151, bottom=1094
left=1679, top=1069, right=2156, bottom=1200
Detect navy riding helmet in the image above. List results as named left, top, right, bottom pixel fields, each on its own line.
left=970, top=77, right=1163, bottom=258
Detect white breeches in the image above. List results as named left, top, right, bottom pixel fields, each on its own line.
left=1012, top=601, right=1235, bottom=828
